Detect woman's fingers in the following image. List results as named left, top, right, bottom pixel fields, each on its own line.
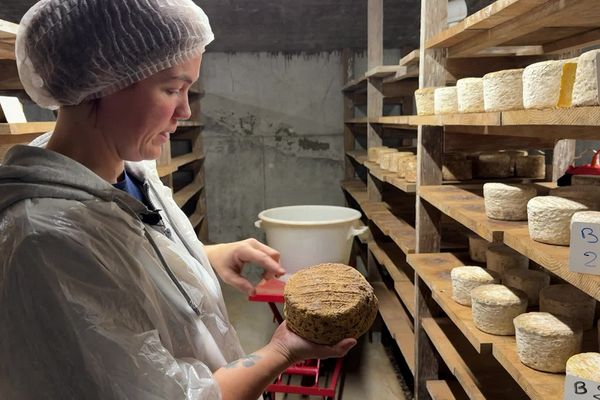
left=237, top=245, right=285, bottom=277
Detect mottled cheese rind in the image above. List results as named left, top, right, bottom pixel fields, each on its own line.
left=392, top=153, right=415, bottom=176
left=415, top=87, right=436, bottom=116
left=468, top=234, right=490, bottom=263
left=523, top=60, right=569, bottom=109
left=566, top=353, right=600, bottom=381
left=486, top=244, right=529, bottom=278
left=434, top=87, right=459, bottom=115
left=527, top=196, right=588, bottom=245
left=368, top=146, right=389, bottom=162
left=471, top=284, right=528, bottom=335
left=284, top=263, right=379, bottom=345
left=503, top=268, right=550, bottom=307
left=483, top=69, right=524, bottom=112
left=484, top=183, right=537, bottom=221
left=573, top=49, right=600, bottom=107
left=514, top=312, right=583, bottom=373
left=450, top=266, right=500, bottom=306
left=515, top=155, right=545, bottom=178
left=443, top=157, right=472, bottom=181
left=476, top=153, right=512, bottom=178
left=572, top=174, right=600, bottom=187
left=539, top=284, right=596, bottom=331
left=457, top=77, right=484, bottom=113
left=404, top=157, right=418, bottom=183
left=376, top=148, right=397, bottom=166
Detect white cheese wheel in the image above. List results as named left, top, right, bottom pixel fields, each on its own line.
left=515, top=155, right=545, bottom=178
left=476, top=153, right=512, bottom=178
left=523, top=60, right=570, bottom=109
left=550, top=186, right=600, bottom=210
left=527, top=196, right=588, bottom=245
left=483, top=183, right=537, bottom=221
left=457, top=77, right=484, bottom=113
left=514, top=312, right=583, bottom=373
left=572, top=174, right=600, bottom=187
left=572, top=211, right=600, bottom=227
left=415, top=87, right=436, bottom=115
left=567, top=353, right=600, bottom=382
left=388, top=152, right=414, bottom=173
left=434, top=87, right=459, bottom=115
left=483, top=69, right=524, bottom=112
left=573, top=49, right=600, bottom=107
left=368, top=146, right=389, bottom=162
left=471, top=284, right=528, bottom=335
left=443, top=157, right=472, bottom=181
left=379, top=150, right=398, bottom=170
left=376, top=148, right=397, bottom=166
left=540, top=284, right=596, bottom=331
left=503, top=268, right=550, bottom=307
left=404, top=157, right=418, bottom=183
left=450, top=266, right=500, bottom=306
left=468, top=234, right=490, bottom=262
left=486, top=244, right=529, bottom=278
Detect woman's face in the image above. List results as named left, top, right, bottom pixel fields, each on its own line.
left=97, top=55, right=202, bottom=161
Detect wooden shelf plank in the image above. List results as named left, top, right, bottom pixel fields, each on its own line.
left=345, top=117, right=369, bottom=124
left=0, top=19, right=18, bottom=60
left=174, top=179, right=204, bottom=208
left=399, top=49, right=420, bottom=67
left=364, top=161, right=417, bottom=194
left=370, top=116, right=412, bottom=128
left=189, top=211, right=204, bottom=228
left=157, top=152, right=204, bottom=177
left=342, top=75, right=367, bottom=92
left=373, top=282, right=415, bottom=375
left=365, top=65, right=403, bottom=79
left=340, top=179, right=369, bottom=206
left=345, top=150, right=367, bottom=165
left=371, top=208, right=416, bottom=255
left=0, top=122, right=56, bottom=135
left=502, top=106, right=600, bottom=127
left=426, top=380, right=456, bottom=400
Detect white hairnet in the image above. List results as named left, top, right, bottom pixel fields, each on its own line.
left=16, top=0, right=214, bottom=109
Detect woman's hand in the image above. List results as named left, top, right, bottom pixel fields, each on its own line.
left=267, top=321, right=357, bottom=364
left=204, top=239, right=285, bottom=295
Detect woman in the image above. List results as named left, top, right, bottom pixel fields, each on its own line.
left=0, top=0, right=355, bottom=399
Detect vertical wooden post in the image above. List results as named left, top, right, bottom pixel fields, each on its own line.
left=415, top=0, right=447, bottom=399
left=342, top=48, right=356, bottom=180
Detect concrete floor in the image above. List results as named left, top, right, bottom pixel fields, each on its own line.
left=221, top=274, right=410, bottom=400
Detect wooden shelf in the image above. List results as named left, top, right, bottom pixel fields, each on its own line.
left=399, top=50, right=420, bottom=67
left=0, top=122, right=56, bottom=135
left=364, top=160, right=417, bottom=193
left=0, top=20, right=17, bottom=60
left=370, top=116, right=413, bottom=129
left=174, top=178, right=204, bottom=208
left=370, top=208, right=417, bottom=255
left=157, top=152, right=204, bottom=177
left=426, top=380, right=456, bottom=400
left=345, top=150, right=368, bottom=165
left=373, top=282, right=415, bottom=376
left=369, top=241, right=415, bottom=317
left=340, top=179, right=368, bottom=206
left=365, top=65, right=404, bottom=79
left=345, top=117, right=369, bottom=125
left=426, top=0, right=600, bottom=57
left=189, top=211, right=205, bottom=229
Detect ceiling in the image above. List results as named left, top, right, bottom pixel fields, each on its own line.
left=1, top=0, right=494, bottom=53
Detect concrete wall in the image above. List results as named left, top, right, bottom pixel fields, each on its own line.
left=201, top=52, right=347, bottom=243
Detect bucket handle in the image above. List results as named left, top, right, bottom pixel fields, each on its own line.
left=254, top=220, right=262, bottom=229
left=349, top=225, right=369, bottom=239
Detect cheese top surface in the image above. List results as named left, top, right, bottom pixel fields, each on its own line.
left=471, top=284, right=527, bottom=305
left=513, top=312, right=581, bottom=336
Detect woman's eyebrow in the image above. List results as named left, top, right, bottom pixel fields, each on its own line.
left=168, top=74, right=194, bottom=84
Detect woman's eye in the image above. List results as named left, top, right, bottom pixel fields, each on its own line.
left=167, top=89, right=182, bottom=95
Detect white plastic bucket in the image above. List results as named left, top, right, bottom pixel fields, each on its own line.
left=255, top=205, right=368, bottom=280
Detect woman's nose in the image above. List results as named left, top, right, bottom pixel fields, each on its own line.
left=174, top=96, right=192, bottom=120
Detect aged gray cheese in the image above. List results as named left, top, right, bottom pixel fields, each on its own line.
left=527, top=196, right=588, bottom=245
left=450, top=266, right=500, bottom=306
left=572, top=174, right=600, bottom=186
left=514, top=312, right=583, bottom=373
left=476, top=153, right=512, bottom=178
left=457, top=77, right=484, bottom=113
left=483, top=69, right=524, bottom=112
left=550, top=186, right=600, bottom=210
left=468, top=234, right=490, bottom=262
left=523, top=59, right=571, bottom=109
left=486, top=244, right=529, bottom=278
left=503, top=268, right=550, bottom=307
left=484, top=183, right=537, bottom=221
left=434, top=87, right=459, bottom=115
left=284, top=263, right=379, bottom=345
left=539, top=284, right=596, bottom=331
left=471, top=284, right=528, bottom=335
left=515, top=155, right=545, bottom=178
left=573, top=49, right=600, bottom=107
left=415, top=87, right=436, bottom=115
left=443, top=154, right=472, bottom=181
left=566, top=353, right=600, bottom=382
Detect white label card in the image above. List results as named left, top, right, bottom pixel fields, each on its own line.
left=564, top=374, right=600, bottom=399
left=569, top=222, right=600, bottom=275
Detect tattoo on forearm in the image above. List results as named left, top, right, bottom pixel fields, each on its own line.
left=224, top=354, right=262, bottom=369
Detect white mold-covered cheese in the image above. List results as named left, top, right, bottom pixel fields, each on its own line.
left=389, top=152, right=414, bottom=173
left=450, top=266, right=500, bottom=306
left=514, top=312, right=583, bottom=373
left=540, top=284, right=596, bottom=331
left=550, top=186, right=600, bottom=210
left=483, top=183, right=537, bottom=221
left=503, top=268, right=550, bottom=307
left=572, top=211, right=600, bottom=228
left=376, top=148, right=397, bottom=166
left=434, top=87, right=459, bottom=115
left=457, top=77, right=484, bottom=113
left=566, top=353, right=600, bottom=382
left=415, top=87, right=437, bottom=115
left=476, top=153, right=512, bottom=178
left=527, top=196, right=588, bottom=245
left=443, top=156, right=472, bottom=181
left=572, top=174, right=600, bottom=187
left=486, top=244, right=529, bottom=278
left=471, top=284, right=528, bottom=335
left=483, top=69, right=524, bottom=112
left=515, top=155, right=545, bottom=178
left=468, top=234, right=490, bottom=263
left=368, top=146, right=389, bottom=162
left=404, top=157, right=418, bottom=183
left=573, top=49, right=600, bottom=107
left=379, top=150, right=398, bottom=170
left=523, top=60, right=570, bottom=109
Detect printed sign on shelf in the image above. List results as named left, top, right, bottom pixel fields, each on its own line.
left=569, top=222, right=600, bottom=276
left=564, top=374, right=600, bottom=399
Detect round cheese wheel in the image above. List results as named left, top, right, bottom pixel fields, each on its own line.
left=523, top=60, right=569, bottom=109
left=443, top=156, right=472, bottom=181
left=471, top=284, right=528, bottom=335
left=284, top=263, right=378, bottom=345
left=503, top=268, right=550, bottom=306
left=514, top=312, right=583, bottom=373
left=527, top=196, right=588, bottom=245
left=476, top=153, right=512, bottom=178
left=483, top=69, right=524, bottom=112
left=515, top=155, right=545, bottom=178
left=539, top=284, right=596, bottom=331
left=388, top=152, right=414, bottom=173
left=567, top=353, right=600, bottom=382
left=484, top=183, right=537, bottom=221
left=404, top=157, right=418, bottom=183
left=450, top=266, right=500, bottom=306
left=457, top=77, right=484, bottom=113
left=434, top=87, right=459, bottom=115
left=572, top=174, right=600, bottom=187
left=468, top=234, right=489, bottom=262
left=368, top=146, right=389, bottom=162
left=486, top=244, right=529, bottom=278
left=415, top=87, right=437, bottom=116
left=380, top=150, right=398, bottom=170
left=573, top=49, right=600, bottom=107
left=376, top=148, right=398, bottom=166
